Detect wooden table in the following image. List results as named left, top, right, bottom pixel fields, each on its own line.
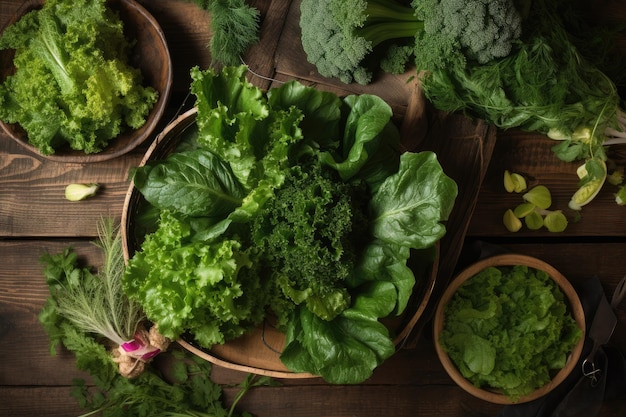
left=1, top=1, right=625, bottom=416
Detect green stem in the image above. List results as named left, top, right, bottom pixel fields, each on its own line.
left=366, top=0, right=420, bottom=22
left=359, top=21, right=424, bottom=47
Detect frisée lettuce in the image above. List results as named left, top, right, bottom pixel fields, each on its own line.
left=0, top=0, right=158, bottom=155
left=123, top=65, right=457, bottom=384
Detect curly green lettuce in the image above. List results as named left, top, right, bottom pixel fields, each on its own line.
left=251, top=162, right=369, bottom=322
left=0, top=0, right=158, bottom=155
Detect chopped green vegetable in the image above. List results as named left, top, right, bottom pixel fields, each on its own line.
left=440, top=265, right=582, bottom=401
left=298, top=0, right=522, bottom=84
left=503, top=170, right=527, bottom=193
left=543, top=211, right=568, bottom=233
left=65, top=183, right=99, bottom=201
left=503, top=209, right=522, bottom=232
left=0, top=0, right=158, bottom=155
left=522, top=185, right=551, bottom=210
left=124, top=65, right=457, bottom=384
left=569, top=158, right=607, bottom=210
left=504, top=184, right=569, bottom=233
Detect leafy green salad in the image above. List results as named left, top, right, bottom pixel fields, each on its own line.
left=0, top=0, right=158, bottom=155
left=122, top=65, right=458, bottom=384
left=440, top=264, right=582, bottom=401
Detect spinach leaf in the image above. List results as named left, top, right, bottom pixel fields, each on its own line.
left=281, top=281, right=397, bottom=384
left=353, top=239, right=414, bottom=314
left=321, top=94, right=397, bottom=182
left=133, top=149, right=246, bottom=218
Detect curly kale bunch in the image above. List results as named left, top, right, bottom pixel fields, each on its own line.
left=299, top=0, right=522, bottom=85
left=251, top=162, right=370, bottom=322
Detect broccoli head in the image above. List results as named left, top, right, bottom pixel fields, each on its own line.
left=299, top=0, right=423, bottom=85
left=413, top=0, right=523, bottom=71
left=299, top=0, right=523, bottom=85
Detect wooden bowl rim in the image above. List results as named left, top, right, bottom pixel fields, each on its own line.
left=0, top=0, right=173, bottom=162
left=433, top=253, right=586, bottom=404
left=122, top=107, right=441, bottom=378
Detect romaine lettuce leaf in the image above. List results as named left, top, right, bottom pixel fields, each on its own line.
left=370, top=152, right=458, bottom=249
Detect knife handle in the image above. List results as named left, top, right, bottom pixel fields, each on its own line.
left=611, top=275, right=626, bottom=309
left=582, top=350, right=602, bottom=386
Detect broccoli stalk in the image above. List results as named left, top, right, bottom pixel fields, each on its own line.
left=299, top=0, right=522, bottom=85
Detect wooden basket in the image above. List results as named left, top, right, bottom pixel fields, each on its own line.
left=0, top=0, right=172, bottom=162
left=433, top=254, right=585, bottom=404
left=122, top=107, right=440, bottom=379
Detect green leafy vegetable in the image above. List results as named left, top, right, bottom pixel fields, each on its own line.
left=440, top=265, right=582, bottom=401
left=39, top=219, right=258, bottom=416
left=124, top=65, right=457, bottom=384
left=132, top=149, right=247, bottom=218
left=40, top=218, right=144, bottom=348
left=251, top=162, right=368, bottom=322
left=370, top=152, right=455, bottom=248
left=419, top=0, right=626, bottom=208
left=0, top=0, right=158, bottom=155
left=191, top=0, right=261, bottom=66
left=39, top=218, right=171, bottom=378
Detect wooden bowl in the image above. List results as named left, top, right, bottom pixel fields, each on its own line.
left=122, top=107, right=440, bottom=378
left=0, top=0, right=172, bottom=162
left=433, top=254, right=585, bottom=404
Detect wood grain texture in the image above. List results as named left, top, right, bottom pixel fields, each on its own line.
left=0, top=142, right=143, bottom=238
left=2, top=0, right=626, bottom=416
left=0, top=387, right=86, bottom=417
left=0, top=241, right=99, bottom=386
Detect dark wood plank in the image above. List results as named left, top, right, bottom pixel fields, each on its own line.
left=221, top=385, right=504, bottom=417
left=0, top=241, right=99, bottom=386
left=244, top=0, right=294, bottom=89
left=136, top=0, right=212, bottom=94
left=0, top=387, right=86, bottom=417
left=0, top=141, right=142, bottom=238
left=221, top=383, right=626, bottom=417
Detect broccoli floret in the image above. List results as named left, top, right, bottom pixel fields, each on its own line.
left=413, top=0, right=523, bottom=70
left=299, top=0, right=523, bottom=85
left=380, top=44, right=416, bottom=75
